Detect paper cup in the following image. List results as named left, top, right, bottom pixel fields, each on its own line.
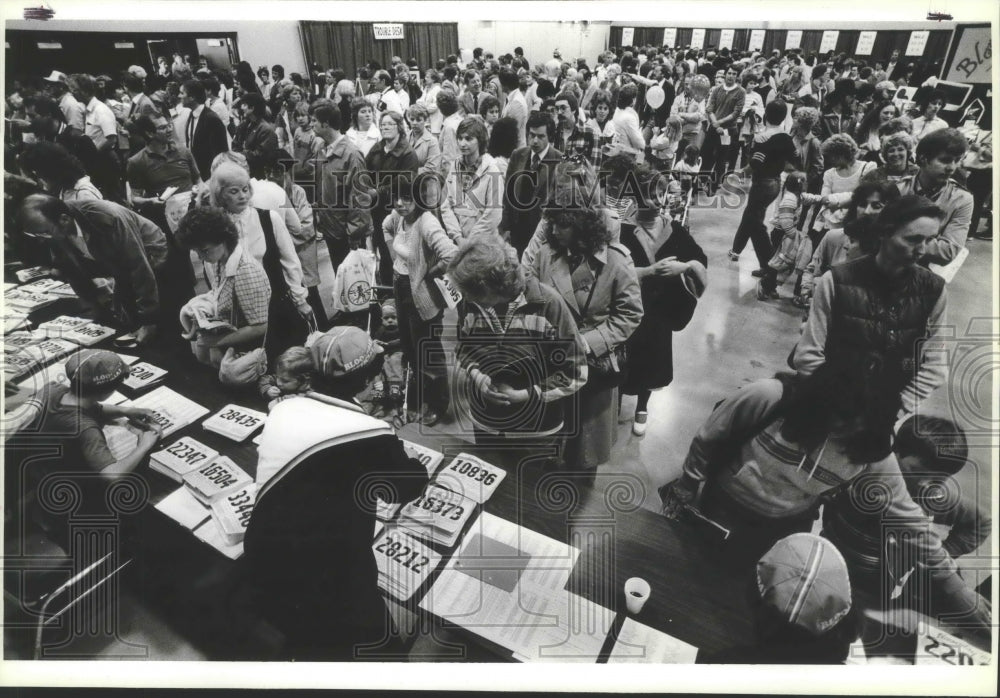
left=624, top=577, right=651, bottom=614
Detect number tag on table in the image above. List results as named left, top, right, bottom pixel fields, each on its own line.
left=916, top=624, right=992, bottom=666
left=373, top=528, right=442, bottom=601
left=399, top=483, right=476, bottom=537
left=150, top=436, right=220, bottom=483
left=434, top=453, right=506, bottom=504
left=183, top=455, right=253, bottom=505
left=202, top=403, right=267, bottom=442
left=122, top=361, right=168, bottom=391
left=401, top=440, right=445, bottom=476
left=210, top=484, right=258, bottom=546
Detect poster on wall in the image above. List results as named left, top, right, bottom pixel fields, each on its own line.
left=690, top=28, right=706, bottom=50
left=856, top=31, right=877, bottom=55
left=945, top=25, right=992, bottom=84
left=620, top=27, right=635, bottom=46
left=664, top=28, right=677, bottom=48
left=748, top=29, right=766, bottom=51
left=785, top=30, right=802, bottom=50
left=719, top=29, right=735, bottom=50
left=372, top=23, right=405, bottom=40
left=819, top=31, right=839, bottom=53
left=905, top=30, right=930, bottom=56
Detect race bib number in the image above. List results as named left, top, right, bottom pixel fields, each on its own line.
left=916, top=624, right=992, bottom=666
left=373, top=529, right=441, bottom=601
left=434, top=453, right=506, bottom=504
left=202, top=404, right=267, bottom=442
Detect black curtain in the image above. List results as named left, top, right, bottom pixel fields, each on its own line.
left=300, top=21, right=457, bottom=78
left=610, top=26, right=664, bottom=48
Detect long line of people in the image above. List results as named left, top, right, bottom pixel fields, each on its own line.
left=4, top=40, right=992, bottom=662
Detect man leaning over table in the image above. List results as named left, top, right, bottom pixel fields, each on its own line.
left=19, top=193, right=168, bottom=346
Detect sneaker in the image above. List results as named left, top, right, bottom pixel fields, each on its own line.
left=727, top=250, right=740, bottom=262
left=756, top=280, right=779, bottom=300
left=750, top=269, right=764, bottom=278
left=632, top=411, right=648, bottom=436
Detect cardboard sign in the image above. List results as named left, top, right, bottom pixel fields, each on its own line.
left=202, top=404, right=267, bottom=442
left=915, top=624, right=991, bottom=666
left=906, top=30, right=930, bottom=57
left=820, top=31, right=840, bottom=54
left=855, top=31, right=877, bottom=56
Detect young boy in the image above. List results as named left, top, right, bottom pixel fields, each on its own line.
left=823, top=416, right=990, bottom=607
left=11, top=349, right=163, bottom=544
left=258, top=346, right=315, bottom=410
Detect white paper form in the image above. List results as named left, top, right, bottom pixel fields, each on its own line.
left=420, top=512, right=611, bottom=662
left=154, top=486, right=211, bottom=530
left=129, top=386, right=210, bottom=438
left=607, top=617, right=698, bottom=664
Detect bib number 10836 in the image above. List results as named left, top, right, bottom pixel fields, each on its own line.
left=436, top=453, right=505, bottom=504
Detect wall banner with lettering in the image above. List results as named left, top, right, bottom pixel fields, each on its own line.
left=372, top=23, right=405, bottom=40
left=786, top=30, right=802, bottom=50
left=819, top=31, right=839, bottom=54
left=945, top=24, right=992, bottom=84
left=748, top=29, right=766, bottom=52
left=719, top=29, right=735, bottom=50
left=690, top=28, right=706, bottom=50
left=664, top=28, right=678, bottom=48
left=620, top=27, right=635, bottom=46
left=856, top=31, right=877, bottom=56
left=905, top=30, right=930, bottom=56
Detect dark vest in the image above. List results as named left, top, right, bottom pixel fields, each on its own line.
left=827, top=255, right=944, bottom=396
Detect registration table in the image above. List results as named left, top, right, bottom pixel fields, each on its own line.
left=4, top=273, right=989, bottom=665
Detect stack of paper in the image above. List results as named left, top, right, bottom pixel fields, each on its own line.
left=3, top=332, right=43, bottom=354
left=129, top=386, right=210, bottom=438
left=398, top=482, right=477, bottom=547
left=150, top=436, right=220, bottom=483
left=37, top=315, right=92, bottom=338
left=2, top=351, right=37, bottom=381
left=376, top=440, right=446, bottom=521
left=3, top=312, right=31, bottom=335
left=182, top=456, right=253, bottom=506
left=46, top=282, right=77, bottom=298
left=4, top=288, right=58, bottom=313
left=103, top=422, right=141, bottom=461
left=374, top=527, right=442, bottom=601
left=19, top=278, right=65, bottom=294
left=154, top=486, right=211, bottom=530
left=15, top=267, right=51, bottom=284
left=421, top=513, right=600, bottom=662
left=607, top=618, right=699, bottom=664
left=202, top=404, right=267, bottom=442
left=63, top=322, right=117, bottom=346
left=19, top=338, right=80, bottom=365
left=432, top=453, right=507, bottom=504
left=122, top=361, right=168, bottom=391
left=192, top=517, right=245, bottom=560
left=209, top=484, right=257, bottom=546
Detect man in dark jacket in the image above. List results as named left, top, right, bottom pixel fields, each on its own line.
left=179, top=79, right=229, bottom=180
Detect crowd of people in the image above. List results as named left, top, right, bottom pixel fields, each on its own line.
left=4, top=38, right=992, bottom=662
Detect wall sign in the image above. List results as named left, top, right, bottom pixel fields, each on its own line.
left=945, top=25, right=991, bottom=84
left=748, top=29, right=766, bottom=52
left=114, top=42, right=135, bottom=49
left=819, top=31, right=839, bottom=53
left=663, top=28, right=677, bottom=48
left=690, top=28, right=705, bottom=50
left=719, top=29, right=735, bottom=50
left=785, top=30, right=802, bottom=50
left=620, top=27, right=635, bottom=46
left=856, top=31, right=877, bottom=55
left=906, top=30, right=930, bottom=56
left=373, top=23, right=405, bottom=41
left=37, top=42, right=62, bottom=49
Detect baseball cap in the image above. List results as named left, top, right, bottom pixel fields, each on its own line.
left=756, top=533, right=852, bottom=636
left=65, top=349, right=128, bottom=394
left=42, top=71, right=68, bottom=84
left=310, top=327, right=383, bottom=378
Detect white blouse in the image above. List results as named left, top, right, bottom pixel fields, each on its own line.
left=223, top=207, right=308, bottom=306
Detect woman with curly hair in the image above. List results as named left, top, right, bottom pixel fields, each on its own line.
left=584, top=89, right=617, bottom=167
left=855, top=100, right=900, bottom=162
left=450, top=235, right=588, bottom=445
left=909, top=87, right=949, bottom=142
left=476, top=94, right=501, bottom=135
left=810, top=133, right=875, bottom=243
left=859, top=131, right=919, bottom=184
left=19, top=141, right=103, bottom=203
left=525, top=204, right=642, bottom=472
